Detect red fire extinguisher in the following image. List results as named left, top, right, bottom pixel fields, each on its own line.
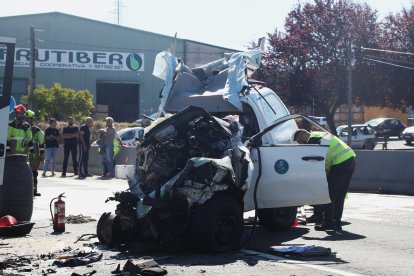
left=50, top=193, right=66, bottom=232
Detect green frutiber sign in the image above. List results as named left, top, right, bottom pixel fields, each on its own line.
left=0, top=48, right=144, bottom=72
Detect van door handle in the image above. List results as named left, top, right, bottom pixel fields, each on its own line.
left=302, top=156, right=324, bottom=161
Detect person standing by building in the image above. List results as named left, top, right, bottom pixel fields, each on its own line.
left=96, top=128, right=108, bottom=177
left=25, top=110, right=45, bottom=196
left=293, top=129, right=356, bottom=231
left=78, top=117, right=93, bottom=178
left=102, top=117, right=124, bottom=178
left=61, top=117, right=79, bottom=177
left=42, top=118, right=60, bottom=177
left=7, top=104, right=32, bottom=155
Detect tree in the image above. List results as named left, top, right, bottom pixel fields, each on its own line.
left=362, top=4, right=414, bottom=110
left=21, top=83, right=94, bottom=121
left=260, top=0, right=379, bottom=133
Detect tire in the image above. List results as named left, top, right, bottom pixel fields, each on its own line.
left=96, top=212, right=122, bottom=247
left=406, top=140, right=412, bottom=145
left=258, top=207, right=297, bottom=231
left=190, top=194, right=243, bottom=252
left=362, top=141, right=375, bottom=150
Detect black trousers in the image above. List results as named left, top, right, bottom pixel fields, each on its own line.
left=62, top=144, right=78, bottom=173
left=32, top=170, right=38, bottom=194
left=78, top=144, right=89, bottom=176
left=323, top=157, right=356, bottom=223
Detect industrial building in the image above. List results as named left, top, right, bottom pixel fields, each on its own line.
left=0, top=12, right=236, bottom=121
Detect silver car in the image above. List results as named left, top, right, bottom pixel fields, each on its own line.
left=402, top=126, right=414, bottom=144
left=336, top=124, right=377, bottom=150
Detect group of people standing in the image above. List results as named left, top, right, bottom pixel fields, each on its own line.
left=39, top=116, right=95, bottom=179
left=7, top=104, right=123, bottom=197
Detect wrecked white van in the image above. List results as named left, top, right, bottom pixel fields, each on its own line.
left=97, top=50, right=331, bottom=252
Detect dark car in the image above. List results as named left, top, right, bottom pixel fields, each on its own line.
left=365, top=118, right=406, bottom=139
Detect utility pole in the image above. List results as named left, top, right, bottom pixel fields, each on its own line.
left=117, top=0, right=120, bottom=25
left=28, top=25, right=36, bottom=109
left=347, top=41, right=353, bottom=146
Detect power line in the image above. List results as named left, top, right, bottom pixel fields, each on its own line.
left=361, top=47, right=414, bottom=56
left=356, top=53, right=414, bottom=66
left=362, top=57, right=414, bottom=70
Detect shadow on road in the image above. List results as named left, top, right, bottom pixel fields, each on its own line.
left=107, top=246, right=262, bottom=267
left=248, top=225, right=310, bottom=247
left=302, top=230, right=366, bottom=241
left=101, top=224, right=357, bottom=268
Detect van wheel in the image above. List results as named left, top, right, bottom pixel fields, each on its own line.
left=258, top=207, right=297, bottom=231
left=190, top=194, right=243, bottom=252
left=97, top=212, right=122, bottom=247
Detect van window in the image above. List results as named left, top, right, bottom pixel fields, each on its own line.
left=262, top=118, right=299, bottom=145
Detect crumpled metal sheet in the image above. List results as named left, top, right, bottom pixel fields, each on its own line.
left=136, top=156, right=235, bottom=219
left=177, top=180, right=228, bottom=205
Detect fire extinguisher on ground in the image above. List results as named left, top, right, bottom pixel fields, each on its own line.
left=50, top=193, right=66, bottom=232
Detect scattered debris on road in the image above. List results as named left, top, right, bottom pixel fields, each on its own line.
left=111, top=258, right=168, bottom=276
left=53, top=251, right=102, bottom=267
left=0, top=256, right=32, bottom=271
left=271, top=245, right=332, bottom=257
left=66, top=215, right=97, bottom=224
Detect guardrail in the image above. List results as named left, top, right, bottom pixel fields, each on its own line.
left=350, top=150, right=414, bottom=195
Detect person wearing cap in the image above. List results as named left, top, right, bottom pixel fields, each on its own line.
left=42, top=118, right=60, bottom=177
left=25, top=110, right=45, bottom=197
left=61, top=117, right=79, bottom=177
left=102, top=117, right=124, bottom=178
left=7, top=104, right=32, bottom=155
left=293, top=128, right=356, bottom=231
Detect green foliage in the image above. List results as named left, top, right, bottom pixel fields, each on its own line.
left=21, top=83, right=94, bottom=121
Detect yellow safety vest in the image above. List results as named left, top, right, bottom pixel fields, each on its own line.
left=7, top=120, right=33, bottom=154
left=309, top=131, right=356, bottom=172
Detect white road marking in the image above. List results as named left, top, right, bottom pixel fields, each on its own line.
left=241, top=249, right=364, bottom=276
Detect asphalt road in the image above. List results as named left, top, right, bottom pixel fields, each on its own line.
left=1, top=175, right=414, bottom=275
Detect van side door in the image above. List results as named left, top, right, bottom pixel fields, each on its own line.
left=243, top=114, right=331, bottom=210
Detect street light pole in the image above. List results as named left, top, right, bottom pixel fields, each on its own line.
left=347, top=42, right=353, bottom=146
left=28, top=25, right=36, bottom=109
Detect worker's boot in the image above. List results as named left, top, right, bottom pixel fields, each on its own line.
left=314, top=220, right=336, bottom=231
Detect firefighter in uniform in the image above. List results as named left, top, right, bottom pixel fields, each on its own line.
left=25, top=110, right=45, bottom=197
left=293, top=129, right=356, bottom=231
left=7, top=104, right=32, bottom=155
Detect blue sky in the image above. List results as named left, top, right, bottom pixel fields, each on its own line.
left=0, top=0, right=413, bottom=50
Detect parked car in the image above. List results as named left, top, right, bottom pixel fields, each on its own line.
left=365, top=118, right=406, bottom=139
left=92, top=126, right=144, bottom=147
left=402, top=126, right=414, bottom=144
left=336, top=124, right=377, bottom=150
left=309, top=116, right=328, bottom=128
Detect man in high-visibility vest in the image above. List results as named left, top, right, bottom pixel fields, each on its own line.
left=293, top=129, right=356, bottom=231
left=7, top=104, right=32, bottom=155
left=25, top=109, right=45, bottom=197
